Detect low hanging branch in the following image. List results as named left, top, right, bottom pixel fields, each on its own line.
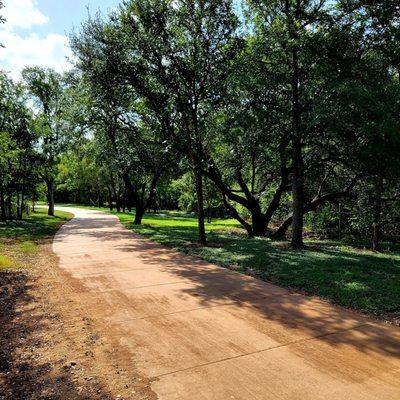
left=202, top=157, right=292, bottom=236
left=273, top=176, right=360, bottom=238
left=222, top=195, right=253, bottom=236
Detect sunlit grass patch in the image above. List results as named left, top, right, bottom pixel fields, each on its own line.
left=0, top=208, right=73, bottom=273
left=0, top=254, right=13, bottom=270
left=19, top=241, right=38, bottom=254
left=0, top=209, right=73, bottom=243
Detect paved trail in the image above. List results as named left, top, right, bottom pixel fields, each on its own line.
left=53, top=207, right=400, bottom=400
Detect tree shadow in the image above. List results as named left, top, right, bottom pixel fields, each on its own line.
left=128, top=241, right=400, bottom=380
left=53, top=209, right=400, bottom=388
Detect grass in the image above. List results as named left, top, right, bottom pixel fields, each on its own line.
left=55, top=204, right=400, bottom=320
left=0, top=208, right=73, bottom=270
left=0, top=254, right=13, bottom=270
left=114, top=209, right=399, bottom=320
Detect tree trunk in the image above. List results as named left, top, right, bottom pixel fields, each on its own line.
left=122, top=188, right=127, bottom=213
left=97, top=190, right=103, bottom=208
left=222, top=195, right=253, bottom=237
left=289, top=22, right=304, bottom=248
left=251, top=207, right=268, bottom=236
left=1, top=189, right=6, bottom=221
left=274, top=182, right=357, bottom=239
left=16, top=191, right=20, bottom=220
left=193, top=161, right=207, bottom=245
left=372, top=176, right=383, bottom=252
left=134, top=205, right=145, bottom=225
left=107, top=187, right=113, bottom=211
left=207, top=202, right=212, bottom=224
left=116, top=198, right=121, bottom=213
left=46, top=179, right=55, bottom=216
left=291, top=137, right=304, bottom=248
left=7, top=192, right=12, bottom=220
left=17, top=190, right=24, bottom=220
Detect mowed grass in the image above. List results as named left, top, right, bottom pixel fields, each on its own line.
left=109, top=209, right=400, bottom=320
left=0, top=208, right=73, bottom=270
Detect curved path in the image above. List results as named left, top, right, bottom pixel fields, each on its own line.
left=53, top=207, right=400, bottom=400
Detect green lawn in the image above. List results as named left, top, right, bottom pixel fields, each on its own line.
left=0, top=208, right=73, bottom=270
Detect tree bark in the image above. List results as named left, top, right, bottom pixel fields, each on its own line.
left=251, top=206, right=268, bottom=236
left=107, top=186, right=113, bottom=210
left=133, top=206, right=145, bottom=225
left=291, top=137, right=305, bottom=248
left=274, top=180, right=358, bottom=238
left=193, top=160, right=207, bottom=244
left=222, top=195, right=253, bottom=236
left=7, top=192, right=12, bottom=220
left=46, top=179, right=55, bottom=216
left=203, top=161, right=290, bottom=237
left=1, top=189, right=6, bottom=221
left=289, top=39, right=304, bottom=247
left=372, top=176, right=383, bottom=252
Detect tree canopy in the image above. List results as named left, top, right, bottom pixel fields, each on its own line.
left=1, top=0, right=399, bottom=251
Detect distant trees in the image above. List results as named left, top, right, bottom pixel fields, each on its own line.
left=22, top=67, right=66, bottom=216
left=0, top=72, right=38, bottom=220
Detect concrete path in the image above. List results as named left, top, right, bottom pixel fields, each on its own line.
left=53, top=207, right=400, bottom=400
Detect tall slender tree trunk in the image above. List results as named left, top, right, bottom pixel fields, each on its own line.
left=372, top=176, right=383, bottom=252
left=0, top=189, right=6, bottom=222
left=7, top=191, right=12, bottom=220
left=107, top=186, right=113, bottom=211
left=193, top=159, right=207, bottom=245
left=207, top=201, right=212, bottom=224
left=17, top=190, right=24, bottom=220
left=289, top=7, right=304, bottom=249
left=46, top=179, right=55, bottom=216
left=291, top=137, right=304, bottom=248
left=97, top=189, right=103, bottom=208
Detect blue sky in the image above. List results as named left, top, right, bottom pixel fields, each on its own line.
left=0, top=0, right=120, bottom=80
left=30, top=0, right=120, bottom=36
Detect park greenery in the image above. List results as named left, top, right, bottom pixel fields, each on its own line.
left=1, top=0, right=400, bottom=311
left=1, top=0, right=400, bottom=250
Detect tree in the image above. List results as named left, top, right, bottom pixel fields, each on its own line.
left=69, top=22, right=175, bottom=224
left=91, top=0, right=240, bottom=244
left=22, top=67, right=65, bottom=216
left=0, top=71, right=38, bottom=220
left=248, top=0, right=336, bottom=248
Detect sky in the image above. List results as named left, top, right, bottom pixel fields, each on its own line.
left=0, top=0, right=120, bottom=80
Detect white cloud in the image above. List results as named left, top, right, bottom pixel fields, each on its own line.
left=0, top=0, right=72, bottom=80
left=0, top=30, right=72, bottom=80
left=3, top=0, right=49, bottom=30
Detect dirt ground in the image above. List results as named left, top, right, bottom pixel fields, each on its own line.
left=0, top=241, right=156, bottom=400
